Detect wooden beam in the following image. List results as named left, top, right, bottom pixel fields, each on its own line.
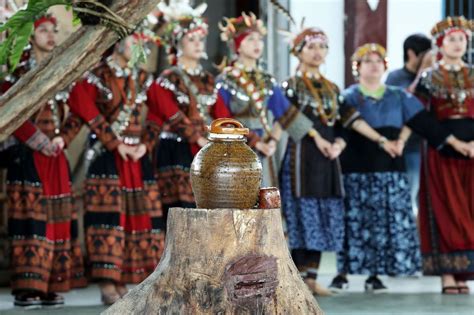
left=344, top=0, right=387, bottom=87
left=0, top=0, right=161, bottom=141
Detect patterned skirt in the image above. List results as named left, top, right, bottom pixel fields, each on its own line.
left=7, top=145, right=86, bottom=293
left=155, top=137, right=195, bottom=211
left=281, top=154, right=345, bottom=252
left=337, top=172, right=421, bottom=276
left=84, top=149, right=165, bottom=284
left=419, top=147, right=474, bottom=280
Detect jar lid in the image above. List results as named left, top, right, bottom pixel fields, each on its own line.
left=209, top=118, right=249, bottom=136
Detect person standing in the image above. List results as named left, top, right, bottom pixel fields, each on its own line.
left=416, top=16, right=474, bottom=294
left=281, top=30, right=417, bottom=296
left=65, top=35, right=165, bottom=304
left=1, top=15, right=86, bottom=309
left=330, top=43, right=473, bottom=293
left=386, top=34, right=432, bottom=215
left=146, top=1, right=231, bottom=215
left=217, top=12, right=314, bottom=187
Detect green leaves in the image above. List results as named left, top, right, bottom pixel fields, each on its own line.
left=9, top=22, right=34, bottom=70
left=128, top=41, right=148, bottom=68
left=0, top=0, right=71, bottom=71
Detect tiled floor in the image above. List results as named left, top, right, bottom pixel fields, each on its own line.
left=0, top=253, right=472, bottom=314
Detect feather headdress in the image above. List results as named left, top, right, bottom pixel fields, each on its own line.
left=278, top=18, right=329, bottom=56
left=218, top=12, right=266, bottom=53
left=157, top=0, right=209, bottom=64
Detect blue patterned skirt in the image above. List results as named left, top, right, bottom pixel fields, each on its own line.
left=281, top=157, right=345, bottom=252
left=337, top=172, right=421, bottom=276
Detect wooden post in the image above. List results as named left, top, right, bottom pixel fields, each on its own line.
left=104, top=208, right=323, bottom=314
left=344, top=0, right=387, bottom=87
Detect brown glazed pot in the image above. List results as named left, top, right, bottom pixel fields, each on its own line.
left=190, top=118, right=263, bottom=209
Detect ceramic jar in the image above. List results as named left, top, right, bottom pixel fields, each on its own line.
left=190, top=118, right=263, bottom=209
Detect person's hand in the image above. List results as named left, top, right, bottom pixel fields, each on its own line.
left=452, top=140, right=474, bottom=158
left=469, top=141, right=474, bottom=158
left=129, top=144, right=147, bottom=161
left=313, top=135, right=332, bottom=158
left=40, top=141, right=60, bottom=157
left=328, top=139, right=346, bottom=160
left=447, top=137, right=474, bottom=158
left=51, top=136, right=65, bottom=151
left=394, top=139, right=406, bottom=156
left=255, top=141, right=275, bottom=157
left=381, top=140, right=399, bottom=158
left=266, top=139, right=277, bottom=157
left=197, top=136, right=209, bottom=148
left=117, top=143, right=136, bottom=161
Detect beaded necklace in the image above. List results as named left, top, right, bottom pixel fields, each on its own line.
left=300, top=72, right=338, bottom=126
left=230, top=63, right=273, bottom=136
left=106, top=57, right=137, bottom=137
left=439, top=63, right=472, bottom=112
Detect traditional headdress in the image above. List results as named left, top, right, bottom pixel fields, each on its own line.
left=158, top=0, right=208, bottom=64
left=431, top=16, right=473, bottom=48
left=288, top=27, right=328, bottom=56
left=219, top=12, right=267, bottom=54
left=351, top=43, right=388, bottom=77
left=34, top=14, right=57, bottom=29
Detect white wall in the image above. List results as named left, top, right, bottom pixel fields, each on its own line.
left=289, top=0, right=443, bottom=87
left=386, top=0, right=442, bottom=73
left=290, top=0, right=345, bottom=88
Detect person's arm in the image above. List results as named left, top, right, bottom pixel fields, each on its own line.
left=147, top=80, right=206, bottom=146
left=395, top=126, right=412, bottom=155
left=400, top=89, right=473, bottom=157
left=68, top=79, right=121, bottom=151
left=282, top=80, right=337, bottom=158
left=350, top=119, right=399, bottom=158
left=268, top=85, right=314, bottom=142
left=13, top=120, right=58, bottom=156
left=210, top=92, right=232, bottom=119
left=141, top=110, right=163, bottom=154
left=59, top=112, right=85, bottom=148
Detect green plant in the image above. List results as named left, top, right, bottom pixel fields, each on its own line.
left=0, top=0, right=135, bottom=73
left=0, top=0, right=69, bottom=70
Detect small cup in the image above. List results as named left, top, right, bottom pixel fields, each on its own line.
left=258, top=187, right=281, bottom=209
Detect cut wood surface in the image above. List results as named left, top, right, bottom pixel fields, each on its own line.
left=104, top=207, right=323, bottom=315
left=0, top=0, right=161, bottom=142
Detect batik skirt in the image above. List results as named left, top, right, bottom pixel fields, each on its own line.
left=281, top=153, right=345, bottom=252
left=337, top=172, right=421, bottom=276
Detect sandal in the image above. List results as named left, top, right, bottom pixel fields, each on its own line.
left=457, top=286, right=470, bottom=295
left=442, top=286, right=459, bottom=295
left=42, top=292, right=65, bottom=308
left=304, top=277, right=332, bottom=296
left=14, top=290, right=42, bottom=309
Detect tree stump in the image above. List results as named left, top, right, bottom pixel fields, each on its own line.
left=103, top=208, right=323, bottom=314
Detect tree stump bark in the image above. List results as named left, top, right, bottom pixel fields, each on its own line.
left=104, top=208, right=323, bottom=315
